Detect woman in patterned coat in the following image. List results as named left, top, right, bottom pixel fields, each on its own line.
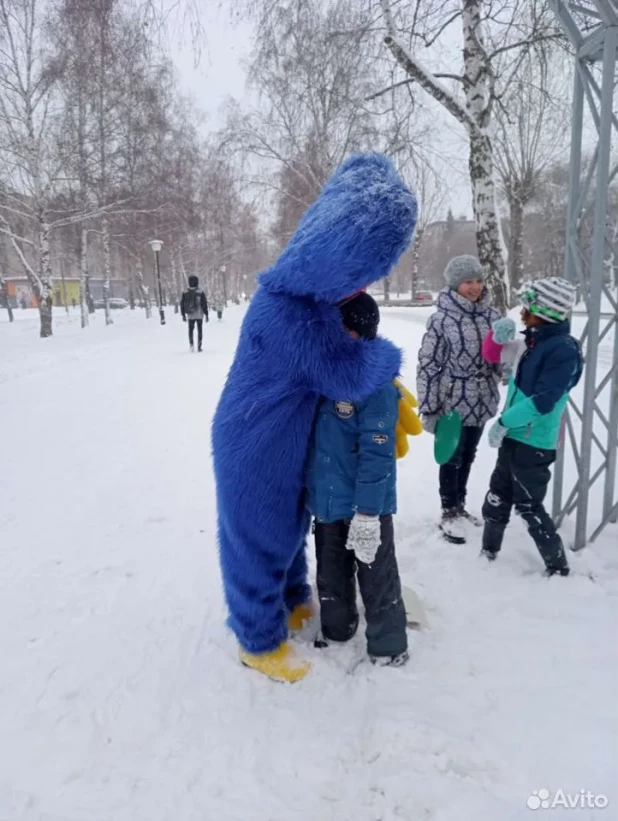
left=417, top=255, right=501, bottom=544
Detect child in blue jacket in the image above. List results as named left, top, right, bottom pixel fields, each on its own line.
left=482, top=277, right=583, bottom=575
left=305, top=293, right=408, bottom=666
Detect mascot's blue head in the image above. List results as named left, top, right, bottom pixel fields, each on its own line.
left=260, top=153, right=417, bottom=303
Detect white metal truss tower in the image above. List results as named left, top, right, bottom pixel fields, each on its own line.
left=549, top=0, right=618, bottom=549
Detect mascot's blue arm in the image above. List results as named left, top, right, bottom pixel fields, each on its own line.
left=301, top=320, right=403, bottom=401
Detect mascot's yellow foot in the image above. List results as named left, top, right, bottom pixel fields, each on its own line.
left=239, top=642, right=311, bottom=683
left=288, top=602, right=314, bottom=631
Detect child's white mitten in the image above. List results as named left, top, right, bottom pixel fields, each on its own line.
left=346, top=514, right=381, bottom=564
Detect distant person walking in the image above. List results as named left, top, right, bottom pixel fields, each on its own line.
left=181, top=275, right=209, bottom=352
left=212, top=299, right=224, bottom=321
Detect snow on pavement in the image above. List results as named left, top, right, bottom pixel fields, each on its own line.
left=1, top=307, right=616, bottom=821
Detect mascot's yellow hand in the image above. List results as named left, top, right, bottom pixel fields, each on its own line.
left=398, top=396, right=423, bottom=436
left=394, top=379, right=419, bottom=408
left=394, top=380, right=423, bottom=459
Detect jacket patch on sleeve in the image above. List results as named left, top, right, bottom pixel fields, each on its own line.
left=372, top=434, right=388, bottom=445
left=335, top=400, right=355, bottom=419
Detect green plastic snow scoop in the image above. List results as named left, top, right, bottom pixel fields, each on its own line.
left=434, top=410, right=462, bottom=465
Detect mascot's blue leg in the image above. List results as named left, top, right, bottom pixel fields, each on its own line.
left=284, top=513, right=312, bottom=611
left=217, top=495, right=306, bottom=654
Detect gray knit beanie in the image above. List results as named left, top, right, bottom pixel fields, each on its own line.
left=444, top=255, right=485, bottom=290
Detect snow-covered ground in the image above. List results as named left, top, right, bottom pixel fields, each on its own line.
left=1, top=306, right=616, bottom=821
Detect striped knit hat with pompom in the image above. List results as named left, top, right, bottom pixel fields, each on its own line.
left=520, top=277, right=577, bottom=323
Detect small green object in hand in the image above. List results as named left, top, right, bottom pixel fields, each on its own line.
left=434, top=411, right=462, bottom=465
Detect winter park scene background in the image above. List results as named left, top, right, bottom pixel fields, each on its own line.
left=1, top=1, right=617, bottom=820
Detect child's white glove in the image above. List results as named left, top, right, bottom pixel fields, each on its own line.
left=346, top=513, right=381, bottom=564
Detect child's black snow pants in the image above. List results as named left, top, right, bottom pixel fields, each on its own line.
left=314, top=515, right=407, bottom=658
left=482, top=439, right=569, bottom=573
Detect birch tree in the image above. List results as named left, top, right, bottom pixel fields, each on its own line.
left=0, top=0, right=65, bottom=337
left=52, top=0, right=92, bottom=327
left=89, top=0, right=124, bottom=327
left=378, top=0, right=563, bottom=313
left=0, top=235, right=14, bottom=321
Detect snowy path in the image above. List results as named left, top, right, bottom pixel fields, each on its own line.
left=1, top=307, right=616, bottom=821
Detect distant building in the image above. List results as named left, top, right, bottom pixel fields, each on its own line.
left=420, top=218, right=477, bottom=287
left=1, top=276, right=129, bottom=308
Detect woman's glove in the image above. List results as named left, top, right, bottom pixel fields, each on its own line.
left=492, top=317, right=517, bottom=344
left=346, top=513, right=381, bottom=564
left=421, top=414, right=439, bottom=435
left=488, top=419, right=508, bottom=448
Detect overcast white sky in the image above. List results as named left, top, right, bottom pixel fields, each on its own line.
left=166, top=4, right=253, bottom=127
left=165, top=2, right=473, bottom=219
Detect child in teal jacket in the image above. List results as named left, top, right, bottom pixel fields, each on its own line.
left=481, top=278, right=583, bottom=575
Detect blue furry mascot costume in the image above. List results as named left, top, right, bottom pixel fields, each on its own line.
left=212, top=154, right=417, bottom=682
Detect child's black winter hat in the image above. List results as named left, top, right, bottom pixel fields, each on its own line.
left=339, top=291, right=380, bottom=340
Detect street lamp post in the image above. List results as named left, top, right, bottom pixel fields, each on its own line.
left=149, top=239, right=165, bottom=325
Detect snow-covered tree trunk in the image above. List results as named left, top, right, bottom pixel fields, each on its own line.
left=60, top=269, right=70, bottom=315
left=0, top=271, right=14, bottom=322
left=468, top=130, right=507, bottom=311
left=411, top=227, right=423, bottom=300
left=1, top=214, right=44, bottom=322
left=179, top=252, right=189, bottom=289
left=462, top=0, right=507, bottom=313
left=383, top=276, right=391, bottom=306
left=507, top=188, right=525, bottom=294
left=136, top=256, right=151, bottom=319
left=38, top=216, right=54, bottom=338
left=79, top=226, right=90, bottom=328
left=170, top=251, right=180, bottom=314
left=102, top=215, right=113, bottom=326
left=380, top=0, right=508, bottom=314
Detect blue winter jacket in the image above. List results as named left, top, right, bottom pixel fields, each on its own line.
left=500, top=321, right=583, bottom=450
left=306, top=383, right=399, bottom=523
